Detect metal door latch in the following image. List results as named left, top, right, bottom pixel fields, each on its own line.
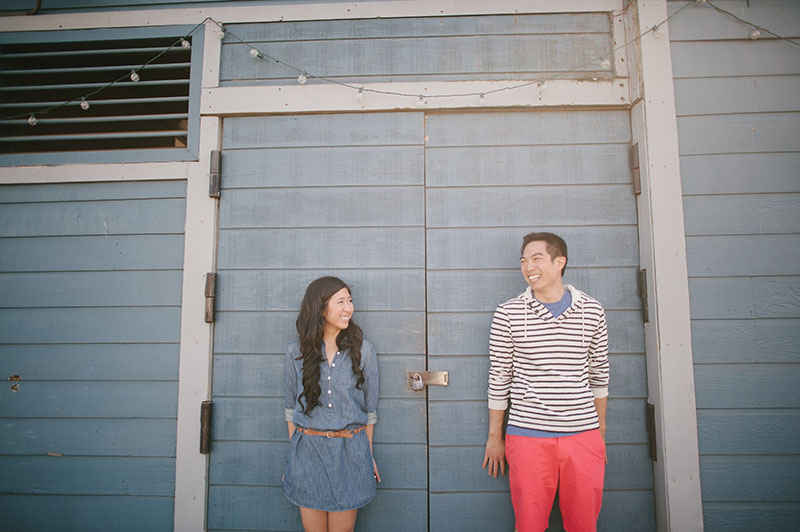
left=408, top=371, right=449, bottom=392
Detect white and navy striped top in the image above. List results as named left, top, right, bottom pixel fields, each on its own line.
left=488, top=284, right=610, bottom=433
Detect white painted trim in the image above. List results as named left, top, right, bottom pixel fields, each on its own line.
left=201, top=20, right=221, bottom=90
left=0, top=162, right=188, bottom=184
left=632, top=1, right=704, bottom=531
left=202, top=79, right=629, bottom=114
left=0, top=0, right=623, bottom=32
left=173, top=116, right=220, bottom=532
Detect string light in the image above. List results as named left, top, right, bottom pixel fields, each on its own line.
left=6, top=2, right=796, bottom=123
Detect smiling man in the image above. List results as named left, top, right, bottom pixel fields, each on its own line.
left=481, top=232, right=610, bottom=532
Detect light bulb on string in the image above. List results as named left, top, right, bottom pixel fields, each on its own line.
left=653, top=25, right=665, bottom=39
left=750, top=29, right=761, bottom=40
left=479, top=93, right=487, bottom=106
left=80, top=97, right=90, bottom=111
left=181, top=39, right=191, bottom=49
left=298, top=73, right=308, bottom=84
left=250, top=48, right=263, bottom=58
left=216, top=28, right=226, bottom=40
left=356, top=88, right=365, bottom=102
left=28, top=113, right=37, bottom=126
left=130, top=70, right=140, bottom=82
left=600, top=58, right=611, bottom=69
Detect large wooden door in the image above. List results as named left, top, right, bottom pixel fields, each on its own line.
left=207, top=109, right=655, bottom=532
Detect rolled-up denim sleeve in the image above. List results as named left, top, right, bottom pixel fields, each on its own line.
left=284, top=344, right=298, bottom=422
left=362, top=340, right=379, bottom=425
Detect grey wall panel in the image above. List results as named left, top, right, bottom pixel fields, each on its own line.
left=697, top=410, right=800, bottom=455
left=671, top=40, right=800, bottom=78
left=677, top=113, right=800, bottom=155
left=691, top=319, right=800, bottom=364
left=680, top=153, right=800, bottom=195
left=686, top=235, right=800, bottom=276
left=674, top=75, right=800, bottom=116
left=0, top=180, right=186, bottom=532
left=683, top=194, right=800, bottom=236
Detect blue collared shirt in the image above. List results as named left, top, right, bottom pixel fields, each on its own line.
left=284, top=339, right=379, bottom=430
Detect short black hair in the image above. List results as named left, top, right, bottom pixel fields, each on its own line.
left=520, top=232, right=568, bottom=276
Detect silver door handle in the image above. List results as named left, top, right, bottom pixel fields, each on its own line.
left=408, top=371, right=449, bottom=392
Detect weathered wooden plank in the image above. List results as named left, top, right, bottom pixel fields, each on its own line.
left=671, top=40, right=800, bottom=78
left=428, top=310, right=644, bottom=356
left=674, top=75, right=800, bottom=117
left=219, top=187, right=424, bottom=229
left=0, top=381, right=178, bottom=418
left=427, top=353, right=644, bottom=402
left=680, top=153, right=800, bottom=195
left=427, top=268, right=640, bottom=312
left=426, top=225, right=640, bottom=269
left=221, top=34, right=612, bottom=82
left=0, top=180, right=185, bottom=203
left=686, top=234, right=800, bottom=278
left=700, top=456, right=800, bottom=502
left=213, top=353, right=422, bottom=400
left=597, top=491, right=657, bottom=532
left=0, top=495, right=174, bottom=532
left=0, top=198, right=187, bottom=237
left=429, top=492, right=515, bottom=532
left=0, top=270, right=183, bottom=308
left=0, top=343, right=178, bottom=380
left=1, top=418, right=177, bottom=457
left=230, top=14, right=611, bottom=42
left=694, top=364, right=800, bottom=409
left=702, top=502, right=800, bottom=532
left=425, top=110, right=631, bottom=147
left=426, top=185, right=636, bottom=227
left=0, top=235, right=186, bottom=272
left=216, top=269, right=425, bottom=311
left=218, top=227, right=425, bottom=269
left=207, top=485, right=426, bottom=531
left=222, top=113, right=423, bottom=149
left=677, top=113, right=800, bottom=155
left=0, top=307, right=181, bottom=343
left=683, top=194, right=800, bottom=236
left=221, top=146, right=424, bottom=188
left=428, top=398, right=647, bottom=446
left=688, top=277, right=800, bottom=319
left=690, top=318, right=800, bottom=364
left=211, top=397, right=425, bottom=444
left=209, top=440, right=425, bottom=490
left=0, top=456, right=175, bottom=496
left=426, top=144, right=631, bottom=187
left=697, top=409, right=800, bottom=455
left=213, top=310, right=425, bottom=355
left=669, top=1, right=800, bottom=41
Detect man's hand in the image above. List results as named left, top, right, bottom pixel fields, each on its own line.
left=482, top=437, right=506, bottom=478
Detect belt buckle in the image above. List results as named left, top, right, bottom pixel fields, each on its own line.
left=326, top=431, right=332, bottom=438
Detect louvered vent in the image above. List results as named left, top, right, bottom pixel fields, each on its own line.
left=0, top=35, right=192, bottom=155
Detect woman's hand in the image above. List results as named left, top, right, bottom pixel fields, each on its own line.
left=372, top=456, right=381, bottom=483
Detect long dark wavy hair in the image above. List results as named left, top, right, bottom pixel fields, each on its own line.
left=295, top=276, right=365, bottom=416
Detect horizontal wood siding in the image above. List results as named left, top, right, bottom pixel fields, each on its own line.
left=219, top=14, right=613, bottom=86
left=210, top=112, right=426, bottom=531
left=0, top=180, right=186, bottom=532
left=424, top=110, right=653, bottom=532
left=670, top=1, right=800, bottom=529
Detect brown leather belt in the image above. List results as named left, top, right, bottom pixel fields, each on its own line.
left=296, top=425, right=366, bottom=439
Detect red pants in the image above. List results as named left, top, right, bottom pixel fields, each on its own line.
left=506, top=430, right=605, bottom=532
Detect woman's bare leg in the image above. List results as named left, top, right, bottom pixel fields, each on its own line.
left=299, top=507, right=329, bottom=532
left=328, top=509, right=358, bottom=532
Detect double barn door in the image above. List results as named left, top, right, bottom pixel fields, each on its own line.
left=206, top=111, right=654, bottom=531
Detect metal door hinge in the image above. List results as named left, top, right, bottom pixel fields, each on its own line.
left=204, top=272, right=216, bottom=323
left=646, top=402, right=657, bottom=461
left=638, top=268, right=649, bottom=323
left=209, top=150, right=221, bottom=198
left=630, top=143, right=641, bottom=196
left=200, top=400, right=213, bottom=454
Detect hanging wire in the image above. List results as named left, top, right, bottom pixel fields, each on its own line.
left=706, top=1, right=800, bottom=47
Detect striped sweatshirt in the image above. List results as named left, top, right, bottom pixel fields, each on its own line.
left=488, top=284, right=610, bottom=433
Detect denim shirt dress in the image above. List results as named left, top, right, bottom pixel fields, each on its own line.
left=282, top=339, right=379, bottom=511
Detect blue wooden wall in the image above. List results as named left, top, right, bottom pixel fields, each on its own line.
left=670, top=1, right=800, bottom=530
left=0, top=180, right=187, bottom=531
